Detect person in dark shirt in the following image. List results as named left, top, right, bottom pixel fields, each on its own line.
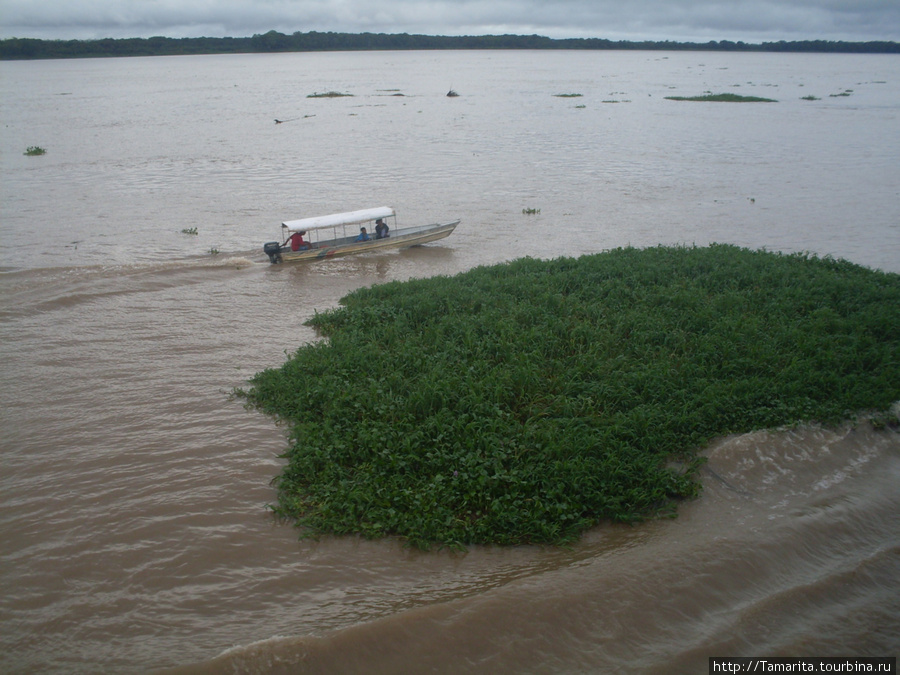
left=375, top=218, right=390, bottom=239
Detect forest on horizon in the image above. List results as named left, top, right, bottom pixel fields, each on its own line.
left=2, top=30, right=899, bottom=60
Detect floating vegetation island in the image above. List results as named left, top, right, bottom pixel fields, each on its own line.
left=237, top=245, right=900, bottom=549
left=665, top=93, right=778, bottom=102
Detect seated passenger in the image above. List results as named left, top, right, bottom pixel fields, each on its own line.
left=375, top=218, right=390, bottom=239
left=356, top=227, right=370, bottom=242
left=286, top=230, right=310, bottom=251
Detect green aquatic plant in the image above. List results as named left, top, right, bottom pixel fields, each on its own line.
left=554, top=93, right=583, bottom=98
left=24, top=146, right=46, bottom=156
left=801, top=95, right=821, bottom=101
left=237, top=245, right=900, bottom=549
left=522, top=207, right=541, bottom=215
left=208, top=248, right=219, bottom=256
left=307, top=91, right=352, bottom=98
left=665, top=93, right=777, bottom=102
left=181, top=227, right=198, bottom=235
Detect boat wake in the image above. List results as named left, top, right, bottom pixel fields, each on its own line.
left=0, top=254, right=264, bottom=320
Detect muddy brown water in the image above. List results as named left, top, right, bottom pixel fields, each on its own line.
left=2, top=50, right=898, bottom=673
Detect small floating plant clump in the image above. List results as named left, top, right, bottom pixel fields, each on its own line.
left=665, top=93, right=777, bottom=102
left=307, top=91, right=353, bottom=98
left=24, top=146, right=46, bottom=155
left=522, top=207, right=541, bottom=215
left=237, top=245, right=900, bottom=549
left=554, top=93, right=583, bottom=98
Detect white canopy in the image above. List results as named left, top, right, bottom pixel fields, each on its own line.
left=282, top=207, right=395, bottom=233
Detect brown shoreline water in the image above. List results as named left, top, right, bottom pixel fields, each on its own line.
left=162, top=424, right=900, bottom=675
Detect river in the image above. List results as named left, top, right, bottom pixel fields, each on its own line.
left=1, top=49, right=898, bottom=674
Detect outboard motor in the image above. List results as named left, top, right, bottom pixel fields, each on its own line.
left=263, top=241, right=283, bottom=264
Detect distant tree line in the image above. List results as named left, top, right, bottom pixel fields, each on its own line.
left=2, top=31, right=898, bottom=60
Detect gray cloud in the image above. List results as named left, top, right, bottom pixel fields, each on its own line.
left=1, top=0, right=898, bottom=42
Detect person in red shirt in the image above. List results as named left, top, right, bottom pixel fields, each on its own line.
left=286, top=230, right=309, bottom=251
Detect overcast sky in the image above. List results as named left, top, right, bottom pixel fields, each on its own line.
left=1, top=0, right=898, bottom=43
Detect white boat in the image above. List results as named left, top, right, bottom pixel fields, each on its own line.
left=263, top=206, right=459, bottom=264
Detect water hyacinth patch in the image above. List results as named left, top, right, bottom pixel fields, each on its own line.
left=237, top=245, right=900, bottom=549
left=664, top=93, right=777, bottom=102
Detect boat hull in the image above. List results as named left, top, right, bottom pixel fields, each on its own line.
left=271, top=221, right=459, bottom=264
